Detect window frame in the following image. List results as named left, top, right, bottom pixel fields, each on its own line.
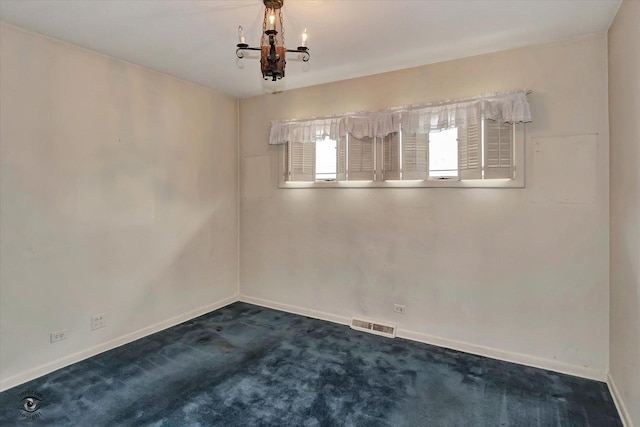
left=279, top=123, right=525, bottom=189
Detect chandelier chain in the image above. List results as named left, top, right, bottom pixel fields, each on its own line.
left=279, top=9, right=285, bottom=48
left=261, top=7, right=268, bottom=46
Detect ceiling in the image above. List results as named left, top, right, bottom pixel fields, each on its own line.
left=0, top=0, right=621, bottom=98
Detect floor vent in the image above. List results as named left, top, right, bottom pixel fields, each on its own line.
left=350, top=318, right=396, bottom=338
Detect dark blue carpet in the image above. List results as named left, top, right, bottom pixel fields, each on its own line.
left=0, top=302, right=622, bottom=426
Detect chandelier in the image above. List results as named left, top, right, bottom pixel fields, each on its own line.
left=236, top=0, right=310, bottom=81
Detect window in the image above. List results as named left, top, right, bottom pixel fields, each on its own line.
left=315, top=137, right=337, bottom=180
left=285, top=136, right=340, bottom=181
left=283, top=119, right=522, bottom=188
left=429, top=128, right=458, bottom=178
left=272, top=90, right=531, bottom=187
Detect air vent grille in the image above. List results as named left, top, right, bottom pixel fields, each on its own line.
left=350, top=317, right=396, bottom=338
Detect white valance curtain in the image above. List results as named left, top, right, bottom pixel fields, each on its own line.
left=269, top=90, right=531, bottom=145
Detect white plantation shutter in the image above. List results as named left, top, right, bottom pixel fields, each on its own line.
left=403, top=133, right=429, bottom=180
left=458, top=125, right=481, bottom=180
left=484, top=121, right=514, bottom=179
left=382, top=133, right=400, bottom=181
left=289, top=141, right=315, bottom=181
left=348, top=134, right=375, bottom=180
left=336, top=136, right=346, bottom=181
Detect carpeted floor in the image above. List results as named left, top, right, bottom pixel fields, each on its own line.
left=0, top=302, right=623, bottom=426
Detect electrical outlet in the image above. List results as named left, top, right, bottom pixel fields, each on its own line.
left=50, top=329, right=68, bottom=343
left=393, top=304, right=406, bottom=314
left=91, top=313, right=106, bottom=330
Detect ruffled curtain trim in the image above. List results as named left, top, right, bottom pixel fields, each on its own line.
left=269, top=90, right=531, bottom=144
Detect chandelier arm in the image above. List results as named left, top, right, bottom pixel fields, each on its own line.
left=236, top=46, right=262, bottom=59
left=285, top=48, right=310, bottom=62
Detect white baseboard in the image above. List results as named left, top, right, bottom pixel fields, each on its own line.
left=397, top=329, right=607, bottom=382
left=239, top=294, right=607, bottom=382
left=608, top=373, right=634, bottom=427
left=0, top=293, right=239, bottom=392
left=239, top=294, right=351, bottom=326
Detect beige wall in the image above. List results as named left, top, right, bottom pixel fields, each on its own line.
left=240, top=33, right=610, bottom=380
left=609, top=0, right=640, bottom=424
left=0, top=24, right=238, bottom=389
left=1, top=16, right=625, bottom=400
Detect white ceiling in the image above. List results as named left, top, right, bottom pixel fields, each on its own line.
left=0, top=0, right=621, bottom=98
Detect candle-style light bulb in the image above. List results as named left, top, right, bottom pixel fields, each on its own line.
left=238, top=26, right=246, bottom=44
left=301, top=28, right=308, bottom=48
left=268, top=11, right=276, bottom=29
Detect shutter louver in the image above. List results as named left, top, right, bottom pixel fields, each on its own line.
left=382, top=132, right=401, bottom=181
left=484, top=120, right=513, bottom=179
left=348, top=135, right=375, bottom=180
left=458, top=125, right=481, bottom=180
left=336, top=136, right=346, bottom=181
left=403, top=133, right=429, bottom=180
left=289, top=141, right=315, bottom=181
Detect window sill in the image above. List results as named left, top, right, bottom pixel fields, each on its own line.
left=279, top=178, right=525, bottom=189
